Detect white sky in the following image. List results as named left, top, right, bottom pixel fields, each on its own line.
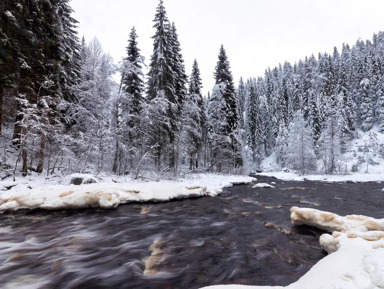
left=71, top=0, right=384, bottom=95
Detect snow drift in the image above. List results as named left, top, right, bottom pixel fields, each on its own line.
left=0, top=174, right=256, bottom=212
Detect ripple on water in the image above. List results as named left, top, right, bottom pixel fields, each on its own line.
left=0, top=176, right=382, bottom=288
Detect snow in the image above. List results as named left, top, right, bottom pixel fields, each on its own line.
left=258, top=171, right=384, bottom=183
left=201, top=207, right=384, bottom=289
left=5, top=11, right=15, bottom=20
left=260, top=127, right=384, bottom=179
left=0, top=174, right=256, bottom=212
left=252, top=183, right=275, bottom=188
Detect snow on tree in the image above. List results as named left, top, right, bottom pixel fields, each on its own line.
left=146, top=0, right=182, bottom=170
left=245, top=79, right=263, bottom=170
left=286, top=111, right=317, bottom=174
left=275, top=123, right=288, bottom=169
left=308, top=90, right=321, bottom=154
left=0, top=0, right=81, bottom=175
left=169, top=22, right=187, bottom=114
left=113, top=27, right=145, bottom=174
left=318, top=98, right=342, bottom=174
left=360, top=78, right=374, bottom=131
left=68, top=38, right=116, bottom=174
left=210, top=45, right=242, bottom=171
left=179, top=60, right=205, bottom=170
left=377, top=76, right=384, bottom=132
left=237, top=77, right=247, bottom=131
left=207, top=84, right=228, bottom=172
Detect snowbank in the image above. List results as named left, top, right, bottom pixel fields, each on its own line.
left=258, top=171, right=384, bottom=183
left=201, top=207, right=384, bottom=289
left=0, top=174, right=256, bottom=212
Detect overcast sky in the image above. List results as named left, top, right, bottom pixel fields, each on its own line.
left=71, top=0, right=384, bottom=94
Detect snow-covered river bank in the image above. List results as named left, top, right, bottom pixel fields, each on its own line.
left=0, top=175, right=383, bottom=288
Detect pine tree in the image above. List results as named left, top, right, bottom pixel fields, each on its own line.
left=308, top=91, right=321, bottom=153
left=237, top=77, right=247, bottom=131
left=275, top=123, right=288, bottom=168
left=211, top=45, right=242, bottom=170
left=180, top=60, right=205, bottom=170
left=114, top=26, right=145, bottom=173
left=0, top=0, right=81, bottom=175
left=286, top=111, right=316, bottom=174
left=360, top=78, right=373, bottom=131
left=246, top=80, right=262, bottom=170
left=207, top=84, right=227, bottom=172
left=376, top=76, right=384, bottom=132
left=146, top=0, right=179, bottom=170
left=169, top=23, right=187, bottom=114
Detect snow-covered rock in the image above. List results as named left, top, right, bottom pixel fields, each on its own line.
left=69, top=173, right=99, bottom=185
left=201, top=207, right=384, bottom=289
left=252, top=183, right=275, bottom=188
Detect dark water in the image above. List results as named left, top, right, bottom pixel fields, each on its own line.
left=0, top=175, right=383, bottom=289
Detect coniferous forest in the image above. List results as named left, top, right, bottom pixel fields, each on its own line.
left=1, top=0, right=384, bottom=178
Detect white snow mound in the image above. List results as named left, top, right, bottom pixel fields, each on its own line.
left=252, top=183, right=275, bottom=188
left=201, top=207, right=384, bottom=289
left=0, top=174, right=255, bottom=212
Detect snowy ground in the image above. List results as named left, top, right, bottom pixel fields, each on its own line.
left=258, top=171, right=384, bottom=183
left=259, top=127, right=384, bottom=181
left=0, top=173, right=256, bottom=212
left=201, top=207, right=384, bottom=289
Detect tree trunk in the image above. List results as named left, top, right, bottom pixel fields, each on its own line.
left=112, top=140, right=119, bottom=174
left=12, top=99, right=24, bottom=148
left=36, top=133, right=46, bottom=173
left=21, top=126, right=28, bottom=176
left=22, top=147, right=27, bottom=176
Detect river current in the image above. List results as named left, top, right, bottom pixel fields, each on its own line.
left=0, top=175, right=383, bottom=289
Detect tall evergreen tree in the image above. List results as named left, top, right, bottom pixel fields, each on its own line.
left=286, top=111, right=317, bottom=174
left=169, top=23, right=187, bottom=114
left=146, top=0, right=179, bottom=170
left=211, top=45, right=242, bottom=170
left=360, top=78, right=374, bottom=131
left=180, top=60, right=205, bottom=170
left=0, top=0, right=81, bottom=175
left=246, top=80, right=262, bottom=170
left=113, top=26, right=145, bottom=173
left=237, top=77, right=247, bottom=130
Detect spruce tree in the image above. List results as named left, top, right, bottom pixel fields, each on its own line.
left=113, top=27, right=145, bottom=173
left=207, top=84, right=227, bottom=172
left=287, top=111, right=316, bottom=174
left=237, top=77, right=247, bottom=130
left=180, top=60, right=205, bottom=170
left=376, top=76, right=384, bottom=132
left=360, top=78, right=373, bottom=131
left=246, top=80, right=262, bottom=169
left=169, top=23, right=187, bottom=114
left=146, top=0, right=181, bottom=170
left=212, top=45, right=242, bottom=170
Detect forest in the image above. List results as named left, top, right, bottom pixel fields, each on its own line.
left=1, top=0, right=384, bottom=178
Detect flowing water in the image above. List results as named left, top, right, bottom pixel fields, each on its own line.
left=0, top=175, right=383, bottom=289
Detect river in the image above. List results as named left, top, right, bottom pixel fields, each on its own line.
left=0, top=175, right=383, bottom=289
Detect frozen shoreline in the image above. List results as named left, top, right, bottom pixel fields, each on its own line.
left=257, top=171, right=384, bottom=183
left=0, top=174, right=256, bottom=212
